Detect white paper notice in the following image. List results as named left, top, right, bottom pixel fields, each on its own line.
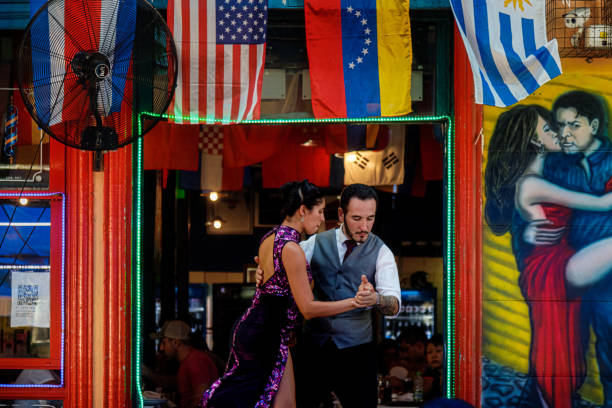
left=10, top=272, right=50, bottom=328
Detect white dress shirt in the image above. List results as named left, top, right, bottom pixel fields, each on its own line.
left=300, top=226, right=401, bottom=307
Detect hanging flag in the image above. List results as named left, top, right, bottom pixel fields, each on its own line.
left=4, top=96, right=18, bottom=159
left=168, top=0, right=268, bottom=124
left=262, top=142, right=331, bottom=188
left=419, top=125, right=443, bottom=181
left=344, top=125, right=404, bottom=186
left=201, top=126, right=224, bottom=191
left=29, top=0, right=136, bottom=126
left=223, top=125, right=287, bottom=167
left=143, top=122, right=200, bottom=171
left=449, top=0, right=562, bottom=107
left=304, top=0, right=412, bottom=118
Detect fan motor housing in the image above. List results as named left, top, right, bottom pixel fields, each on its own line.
left=71, top=51, right=111, bottom=83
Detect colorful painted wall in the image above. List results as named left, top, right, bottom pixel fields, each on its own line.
left=482, top=58, right=612, bottom=407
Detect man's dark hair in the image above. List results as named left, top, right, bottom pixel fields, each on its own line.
left=398, top=327, right=427, bottom=345
left=552, top=90, right=607, bottom=138
left=340, top=183, right=378, bottom=213
left=426, top=333, right=443, bottom=348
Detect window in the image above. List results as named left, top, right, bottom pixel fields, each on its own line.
left=0, top=194, right=64, bottom=388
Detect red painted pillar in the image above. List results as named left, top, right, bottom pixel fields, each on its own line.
left=64, top=144, right=132, bottom=407
left=103, top=145, right=132, bottom=408
left=65, top=147, right=95, bottom=407
left=453, top=25, right=483, bottom=406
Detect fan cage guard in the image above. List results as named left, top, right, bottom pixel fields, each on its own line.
left=546, top=0, right=612, bottom=58
left=17, top=0, right=177, bottom=151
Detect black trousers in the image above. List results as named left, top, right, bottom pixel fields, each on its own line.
left=293, top=338, right=378, bottom=408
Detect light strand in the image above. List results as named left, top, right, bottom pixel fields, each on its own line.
left=0, top=192, right=65, bottom=388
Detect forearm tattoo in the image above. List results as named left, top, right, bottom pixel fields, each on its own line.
left=377, top=295, right=399, bottom=315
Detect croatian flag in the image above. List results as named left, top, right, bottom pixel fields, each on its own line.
left=29, top=0, right=136, bottom=126
left=168, top=0, right=268, bottom=124
left=450, top=0, right=562, bottom=107
left=304, top=0, right=412, bottom=118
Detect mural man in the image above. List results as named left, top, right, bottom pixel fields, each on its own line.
left=526, top=90, right=612, bottom=407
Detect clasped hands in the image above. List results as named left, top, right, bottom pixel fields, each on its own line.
left=353, top=275, right=378, bottom=308
left=253, top=256, right=378, bottom=308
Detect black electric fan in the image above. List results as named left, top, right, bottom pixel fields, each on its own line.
left=16, top=0, right=177, bottom=151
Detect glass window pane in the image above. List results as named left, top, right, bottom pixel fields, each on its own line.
left=0, top=401, right=62, bottom=407
left=0, top=200, right=51, bottom=359
left=0, top=140, right=49, bottom=190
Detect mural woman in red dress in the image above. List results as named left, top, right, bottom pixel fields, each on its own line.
left=485, top=105, right=612, bottom=408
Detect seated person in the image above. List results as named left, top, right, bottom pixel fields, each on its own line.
left=378, top=338, right=399, bottom=376
left=152, top=320, right=220, bottom=408
left=397, top=327, right=428, bottom=375
left=424, top=334, right=444, bottom=400
left=387, top=328, right=428, bottom=394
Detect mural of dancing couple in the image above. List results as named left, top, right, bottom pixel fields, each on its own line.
left=482, top=60, right=612, bottom=408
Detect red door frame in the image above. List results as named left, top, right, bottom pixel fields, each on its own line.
left=0, top=138, right=132, bottom=407
left=453, top=25, right=483, bottom=406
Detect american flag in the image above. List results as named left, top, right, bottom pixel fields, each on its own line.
left=168, top=0, right=268, bottom=124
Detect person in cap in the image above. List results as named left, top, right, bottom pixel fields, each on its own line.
left=156, top=320, right=219, bottom=408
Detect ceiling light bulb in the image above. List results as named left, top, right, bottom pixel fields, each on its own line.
left=346, top=153, right=357, bottom=163
left=213, top=219, right=222, bottom=229
left=209, top=192, right=219, bottom=202
left=18, top=198, right=28, bottom=206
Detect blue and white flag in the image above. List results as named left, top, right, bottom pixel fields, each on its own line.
left=450, top=0, right=562, bottom=107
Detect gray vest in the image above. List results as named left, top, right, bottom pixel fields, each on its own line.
left=306, top=228, right=383, bottom=349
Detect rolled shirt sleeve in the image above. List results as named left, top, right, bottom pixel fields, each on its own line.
left=299, top=234, right=317, bottom=264
left=375, top=244, right=401, bottom=314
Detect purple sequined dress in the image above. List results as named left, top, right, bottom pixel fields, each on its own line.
left=201, top=225, right=310, bottom=407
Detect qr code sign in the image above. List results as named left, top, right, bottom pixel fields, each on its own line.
left=17, top=284, right=39, bottom=306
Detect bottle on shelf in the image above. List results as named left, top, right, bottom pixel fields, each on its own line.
left=414, top=371, right=423, bottom=402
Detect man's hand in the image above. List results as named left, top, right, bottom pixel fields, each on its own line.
left=355, top=275, right=378, bottom=308
left=254, top=256, right=265, bottom=287
left=523, top=219, right=565, bottom=246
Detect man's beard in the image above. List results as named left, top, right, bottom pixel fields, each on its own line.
left=343, top=216, right=368, bottom=243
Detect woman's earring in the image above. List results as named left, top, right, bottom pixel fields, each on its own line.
left=300, top=217, right=304, bottom=222
left=531, top=140, right=545, bottom=156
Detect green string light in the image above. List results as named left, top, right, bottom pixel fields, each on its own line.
left=133, top=119, right=144, bottom=408
left=132, top=112, right=456, bottom=403
left=445, top=118, right=456, bottom=398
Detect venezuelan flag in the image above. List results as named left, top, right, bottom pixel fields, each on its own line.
left=305, top=0, right=412, bottom=118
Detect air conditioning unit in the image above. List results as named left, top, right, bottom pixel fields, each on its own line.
left=585, top=25, right=612, bottom=48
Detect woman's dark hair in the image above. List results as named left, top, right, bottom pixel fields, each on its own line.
left=484, top=104, right=554, bottom=235
left=426, top=333, right=444, bottom=347
left=280, top=179, right=324, bottom=220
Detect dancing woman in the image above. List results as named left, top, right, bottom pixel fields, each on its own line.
left=201, top=180, right=369, bottom=408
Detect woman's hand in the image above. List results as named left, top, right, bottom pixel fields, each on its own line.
left=353, top=275, right=378, bottom=308
left=254, top=256, right=264, bottom=287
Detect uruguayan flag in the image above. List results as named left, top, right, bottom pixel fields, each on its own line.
left=450, top=0, right=562, bottom=107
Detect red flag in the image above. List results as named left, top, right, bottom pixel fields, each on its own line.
left=223, top=125, right=288, bottom=167
left=294, top=124, right=347, bottom=155
left=143, top=122, right=200, bottom=171
left=262, top=139, right=331, bottom=188
left=168, top=0, right=267, bottom=124
left=419, top=125, right=443, bottom=181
